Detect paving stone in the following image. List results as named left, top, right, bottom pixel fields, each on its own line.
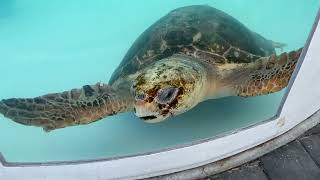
left=260, top=140, right=320, bottom=180
left=210, top=161, right=268, bottom=180
left=300, top=134, right=320, bottom=166
left=303, top=123, right=320, bottom=137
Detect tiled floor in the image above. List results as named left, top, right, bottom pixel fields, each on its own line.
left=208, top=124, right=320, bottom=180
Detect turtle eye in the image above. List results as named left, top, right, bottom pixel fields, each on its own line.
left=156, top=87, right=179, bottom=104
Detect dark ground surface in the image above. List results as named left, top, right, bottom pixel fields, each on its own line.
left=206, top=123, right=320, bottom=180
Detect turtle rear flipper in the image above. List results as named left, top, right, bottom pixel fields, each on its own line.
left=0, top=83, right=133, bottom=131
left=223, top=48, right=303, bottom=97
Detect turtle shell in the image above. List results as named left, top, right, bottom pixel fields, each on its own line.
left=109, top=5, right=275, bottom=84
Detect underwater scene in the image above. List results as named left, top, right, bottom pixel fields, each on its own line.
left=0, top=0, right=319, bottom=162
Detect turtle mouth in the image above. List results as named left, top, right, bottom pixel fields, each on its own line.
left=140, top=115, right=157, bottom=121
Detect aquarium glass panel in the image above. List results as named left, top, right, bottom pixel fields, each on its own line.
left=0, top=0, right=319, bottom=162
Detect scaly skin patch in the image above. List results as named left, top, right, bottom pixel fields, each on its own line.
left=0, top=83, right=133, bottom=131
left=230, top=48, right=303, bottom=97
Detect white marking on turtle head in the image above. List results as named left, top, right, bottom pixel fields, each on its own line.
left=234, top=51, right=240, bottom=58
left=160, top=38, right=168, bottom=52
left=193, top=32, right=202, bottom=42
left=147, top=50, right=155, bottom=57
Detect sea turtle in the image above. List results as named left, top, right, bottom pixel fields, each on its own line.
left=0, top=5, right=302, bottom=131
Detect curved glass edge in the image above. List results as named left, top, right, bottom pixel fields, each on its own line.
left=276, top=8, right=320, bottom=117
left=0, top=8, right=319, bottom=168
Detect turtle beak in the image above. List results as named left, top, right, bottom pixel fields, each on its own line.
left=140, top=115, right=157, bottom=121
left=139, top=115, right=168, bottom=123
left=135, top=103, right=158, bottom=122
left=134, top=100, right=167, bottom=123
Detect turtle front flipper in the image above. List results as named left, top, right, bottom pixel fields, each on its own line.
left=0, top=83, right=133, bottom=131
left=223, top=48, right=303, bottom=97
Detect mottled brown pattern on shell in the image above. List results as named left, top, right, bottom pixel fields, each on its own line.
left=109, top=5, right=276, bottom=85
left=224, top=47, right=262, bottom=63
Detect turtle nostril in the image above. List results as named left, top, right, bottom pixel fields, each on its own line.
left=133, top=107, right=136, bottom=113
left=135, top=92, right=146, bottom=101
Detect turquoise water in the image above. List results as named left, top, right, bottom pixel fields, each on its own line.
left=0, top=0, right=319, bottom=163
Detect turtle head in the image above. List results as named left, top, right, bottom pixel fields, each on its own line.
left=131, top=57, right=206, bottom=123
